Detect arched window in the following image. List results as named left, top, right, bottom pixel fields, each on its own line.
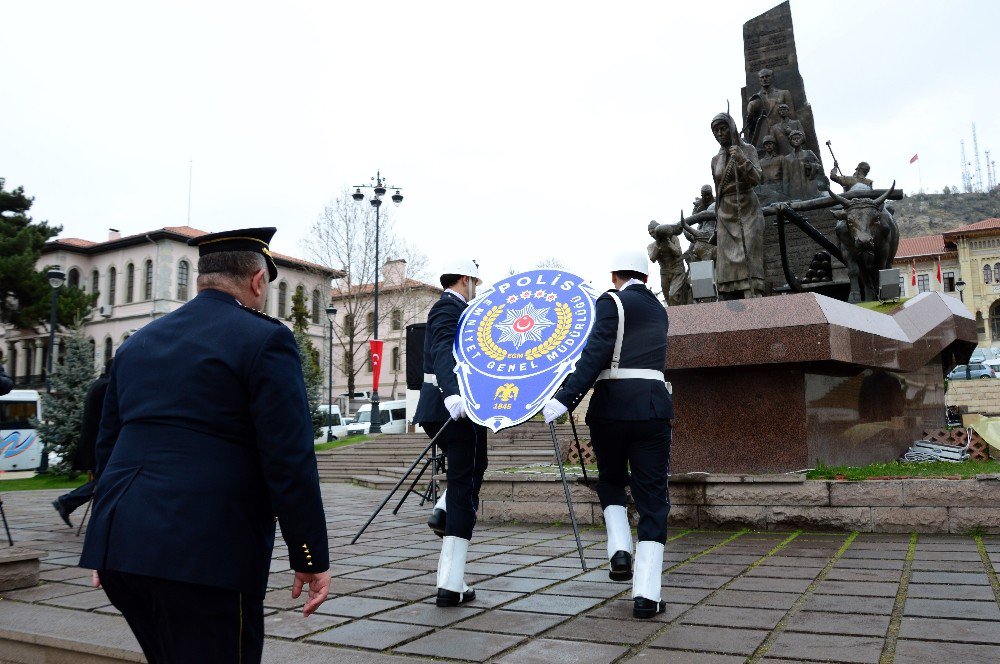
left=103, top=337, right=113, bottom=363
left=177, top=260, right=190, bottom=301
left=343, top=313, right=354, bottom=334
left=984, top=264, right=993, bottom=284
left=277, top=282, right=288, bottom=318
left=366, top=312, right=375, bottom=332
left=125, top=263, right=135, bottom=303
left=391, top=346, right=401, bottom=371
left=991, top=300, right=1000, bottom=342
left=144, top=260, right=153, bottom=300
left=108, top=267, right=117, bottom=305
left=995, top=263, right=1000, bottom=279
left=312, top=289, right=321, bottom=324
left=68, top=268, right=80, bottom=288
left=91, top=269, right=99, bottom=295
left=391, top=308, right=403, bottom=331
left=89, top=339, right=96, bottom=364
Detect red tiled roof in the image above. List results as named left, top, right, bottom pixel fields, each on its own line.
left=332, top=278, right=440, bottom=297
left=894, top=234, right=947, bottom=260
left=943, top=218, right=1000, bottom=237
left=47, top=226, right=338, bottom=274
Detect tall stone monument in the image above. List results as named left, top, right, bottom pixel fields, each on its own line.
left=740, top=1, right=822, bottom=167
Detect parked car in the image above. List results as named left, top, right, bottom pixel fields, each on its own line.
left=315, top=404, right=350, bottom=442
left=947, top=364, right=996, bottom=380
left=346, top=400, right=408, bottom=435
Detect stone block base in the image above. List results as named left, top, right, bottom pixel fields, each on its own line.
left=0, top=548, right=43, bottom=591
left=479, top=472, right=1000, bottom=534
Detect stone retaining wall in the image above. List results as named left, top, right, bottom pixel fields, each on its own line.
left=477, top=471, right=1000, bottom=534
left=947, top=379, right=1000, bottom=416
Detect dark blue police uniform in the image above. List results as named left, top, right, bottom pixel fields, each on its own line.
left=554, top=283, right=673, bottom=544
left=414, top=291, right=488, bottom=540
left=80, top=288, right=329, bottom=662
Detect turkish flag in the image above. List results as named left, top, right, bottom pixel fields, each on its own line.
left=370, top=339, right=384, bottom=391
left=911, top=261, right=917, bottom=286
left=910, top=153, right=919, bottom=164
left=937, top=257, right=942, bottom=283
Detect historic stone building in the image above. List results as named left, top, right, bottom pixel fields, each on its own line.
left=2, top=226, right=338, bottom=388
left=327, top=259, right=440, bottom=405
left=894, top=218, right=1000, bottom=346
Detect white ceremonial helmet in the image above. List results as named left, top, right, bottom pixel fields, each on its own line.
left=609, top=250, right=650, bottom=276
left=439, top=258, right=482, bottom=284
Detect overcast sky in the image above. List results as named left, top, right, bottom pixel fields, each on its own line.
left=3, top=0, right=998, bottom=289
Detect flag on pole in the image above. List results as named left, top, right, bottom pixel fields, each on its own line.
left=936, top=257, right=942, bottom=284
left=911, top=261, right=917, bottom=286
left=909, top=153, right=919, bottom=164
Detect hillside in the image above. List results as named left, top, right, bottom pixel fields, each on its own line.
left=893, top=190, right=1000, bottom=238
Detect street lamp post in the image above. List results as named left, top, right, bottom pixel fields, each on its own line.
left=39, top=266, right=66, bottom=474
left=326, top=305, right=338, bottom=442
left=957, top=277, right=966, bottom=303
left=352, top=171, right=403, bottom=434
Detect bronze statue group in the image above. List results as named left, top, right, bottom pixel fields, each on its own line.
left=649, top=67, right=881, bottom=307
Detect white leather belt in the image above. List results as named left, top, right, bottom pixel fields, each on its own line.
left=423, top=373, right=438, bottom=386
left=596, top=291, right=664, bottom=382
left=597, top=368, right=665, bottom=381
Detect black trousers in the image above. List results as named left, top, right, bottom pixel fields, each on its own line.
left=100, top=569, right=264, bottom=664
left=589, top=419, right=672, bottom=544
left=57, top=479, right=95, bottom=514
left=424, top=419, right=488, bottom=540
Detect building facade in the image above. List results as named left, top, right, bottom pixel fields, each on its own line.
left=2, top=226, right=339, bottom=388
left=893, top=218, right=1000, bottom=346
left=326, top=259, right=440, bottom=407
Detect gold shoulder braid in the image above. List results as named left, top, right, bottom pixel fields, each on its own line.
left=239, top=304, right=282, bottom=324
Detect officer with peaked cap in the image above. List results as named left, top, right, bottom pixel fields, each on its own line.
left=81, top=227, right=331, bottom=662
left=542, top=250, right=673, bottom=619
left=414, top=258, right=488, bottom=607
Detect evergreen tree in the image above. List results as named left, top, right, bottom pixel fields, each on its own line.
left=36, top=325, right=96, bottom=476
left=290, top=286, right=324, bottom=438
left=0, top=178, right=95, bottom=327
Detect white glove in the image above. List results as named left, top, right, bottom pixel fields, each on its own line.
left=444, top=395, right=466, bottom=420
left=542, top=399, right=568, bottom=424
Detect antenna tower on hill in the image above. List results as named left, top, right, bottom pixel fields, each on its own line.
left=972, top=123, right=985, bottom=193
left=961, top=139, right=973, bottom=193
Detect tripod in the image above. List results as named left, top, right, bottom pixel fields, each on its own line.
left=392, top=439, right=445, bottom=516
left=351, top=420, right=451, bottom=544
left=1, top=494, right=13, bottom=546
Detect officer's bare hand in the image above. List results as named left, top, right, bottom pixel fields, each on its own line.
left=91, top=570, right=101, bottom=588
left=292, top=571, right=331, bottom=617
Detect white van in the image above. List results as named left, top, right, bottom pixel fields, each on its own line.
left=315, top=404, right=350, bottom=442
left=0, top=390, right=43, bottom=471
left=346, top=400, right=407, bottom=435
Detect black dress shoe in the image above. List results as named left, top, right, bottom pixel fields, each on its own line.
left=609, top=550, right=633, bottom=581
left=52, top=500, right=72, bottom=528
left=633, top=597, right=666, bottom=619
left=427, top=509, right=446, bottom=538
left=436, top=587, right=476, bottom=607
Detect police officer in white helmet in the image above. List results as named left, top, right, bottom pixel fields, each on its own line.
left=542, top=250, right=673, bottom=618
left=413, top=258, right=488, bottom=607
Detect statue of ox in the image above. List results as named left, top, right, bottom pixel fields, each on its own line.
left=829, top=182, right=899, bottom=303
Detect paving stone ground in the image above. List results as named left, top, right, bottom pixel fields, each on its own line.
left=2, top=484, right=999, bottom=663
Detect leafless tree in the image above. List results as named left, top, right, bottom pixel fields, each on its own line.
left=304, top=191, right=432, bottom=400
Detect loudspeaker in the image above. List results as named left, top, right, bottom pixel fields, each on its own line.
left=878, top=268, right=901, bottom=301
left=405, top=323, right=426, bottom=390
left=689, top=260, right=717, bottom=300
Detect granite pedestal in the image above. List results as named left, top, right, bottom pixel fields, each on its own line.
left=665, top=292, right=976, bottom=473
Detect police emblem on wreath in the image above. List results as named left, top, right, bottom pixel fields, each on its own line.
left=454, top=269, right=598, bottom=432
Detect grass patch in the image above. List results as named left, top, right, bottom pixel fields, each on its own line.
left=314, top=434, right=370, bottom=452
left=499, top=463, right=597, bottom=474
left=854, top=297, right=910, bottom=314
left=807, top=459, right=1000, bottom=480
left=0, top=474, right=88, bottom=492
